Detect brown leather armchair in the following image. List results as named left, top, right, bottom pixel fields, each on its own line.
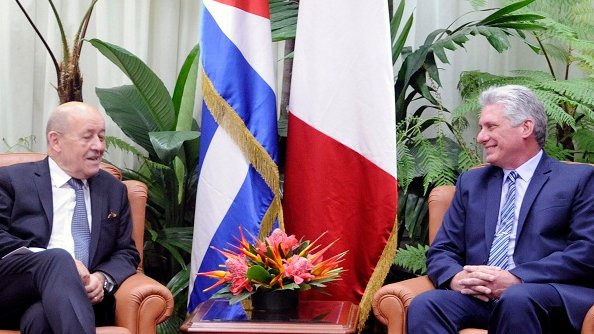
left=0, top=153, right=174, bottom=334
left=372, top=185, right=594, bottom=334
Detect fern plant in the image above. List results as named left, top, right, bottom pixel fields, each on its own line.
left=456, top=0, right=594, bottom=163
left=396, top=0, right=545, bottom=193
left=393, top=244, right=430, bottom=276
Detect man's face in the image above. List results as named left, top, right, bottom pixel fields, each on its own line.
left=54, top=110, right=106, bottom=179
left=476, top=104, right=527, bottom=169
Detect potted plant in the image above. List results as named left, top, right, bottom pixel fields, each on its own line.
left=14, top=0, right=99, bottom=103
left=88, top=38, right=200, bottom=333
left=197, top=227, right=346, bottom=311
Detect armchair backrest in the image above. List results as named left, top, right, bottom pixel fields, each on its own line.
left=427, top=185, right=456, bottom=245
left=0, top=152, right=147, bottom=271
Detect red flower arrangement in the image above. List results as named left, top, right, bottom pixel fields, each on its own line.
left=198, top=228, right=347, bottom=303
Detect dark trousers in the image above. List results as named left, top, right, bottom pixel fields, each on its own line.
left=407, top=283, right=576, bottom=334
left=0, top=248, right=111, bottom=334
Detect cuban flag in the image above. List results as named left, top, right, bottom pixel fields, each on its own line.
left=188, top=0, right=281, bottom=312
left=283, top=0, right=397, bottom=328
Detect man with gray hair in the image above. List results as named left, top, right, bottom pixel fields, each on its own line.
left=407, top=85, right=594, bottom=333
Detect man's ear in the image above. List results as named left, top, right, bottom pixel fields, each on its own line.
left=521, top=119, right=535, bottom=139
left=47, top=131, right=61, bottom=153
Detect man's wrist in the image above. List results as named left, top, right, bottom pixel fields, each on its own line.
left=96, top=271, right=116, bottom=294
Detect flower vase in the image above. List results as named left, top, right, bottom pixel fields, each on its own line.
left=251, top=288, right=299, bottom=312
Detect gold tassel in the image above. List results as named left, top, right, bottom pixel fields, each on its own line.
left=201, top=69, right=283, bottom=238
left=356, top=215, right=398, bottom=333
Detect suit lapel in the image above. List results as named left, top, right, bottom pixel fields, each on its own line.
left=88, top=173, right=105, bottom=267
left=33, top=159, right=54, bottom=228
left=516, top=155, right=552, bottom=239
left=484, top=168, right=504, bottom=253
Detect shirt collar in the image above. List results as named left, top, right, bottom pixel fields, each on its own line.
left=48, top=157, right=88, bottom=188
left=502, top=149, right=543, bottom=182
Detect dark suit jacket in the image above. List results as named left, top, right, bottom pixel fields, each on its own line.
left=427, top=154, right=594, bottom=328
left=0, top=158, right=139, bottom=286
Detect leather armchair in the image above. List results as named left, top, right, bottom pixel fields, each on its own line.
left=0, top=152, right=174, bottom=334
left=372, top=185, right=594, bottom=334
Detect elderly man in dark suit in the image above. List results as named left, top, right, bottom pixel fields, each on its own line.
left=0, top=102, right=139, bottom=333
left=407, top=85, right=594, bottom=333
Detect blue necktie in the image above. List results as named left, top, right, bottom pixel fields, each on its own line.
left=68, top=178, right=90, bottom=267
left=488, top=171, right=519, bottom=269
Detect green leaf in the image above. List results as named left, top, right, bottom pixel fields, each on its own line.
left=271, top=16, right=297, bottom=32
left=270, top=0, right=298, bottom=42
left=393, top=13, right=414, bottom=64
left=89, top=38, right=175, bottom=131
left=390, top=0, right=406, bottom=42
left=166, top=267, right=190, bottom=298
left=432, top=45, right=448, bottom=64
left=393, top=244, right=429, bottom=275
left=149, top=131, right=200, bottom=165
left=479, top=0, right=538, bottom=25
left=477, top=27, right=511, bottom=52
left=281, top=282, right=300, bottom=290
left=247, top=265, right=273, bottom=283
left=485, top=14, right=545, bottom=25
left=96, top=85, right=158, bottom=157
left=452, top=34, right=470, bottom=47
left=172, top=44, right=200, bottom=131
left=490, top=22, right=546, bottom=31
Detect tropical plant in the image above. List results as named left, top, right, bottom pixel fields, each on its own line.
left=15, top=0, right=99, bottom=103
left=269, top=0, right=299, bottom=138
left=455, top=0, right=594, bottom=163
left=88, top=39, right=200, bottom=333
left=1, top=136, right=37, bottom=152
left=393, top=244, right=429, bottom=276
left=395, top=0, right=546, bottom=193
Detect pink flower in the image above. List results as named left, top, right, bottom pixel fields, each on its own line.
left=255, top=240, right=268, bottom=255
left=267, top=228, right=299, bottom=254
left=225, top=255, right=253, bottom=295
left=283, top=255, right=315, bottom=284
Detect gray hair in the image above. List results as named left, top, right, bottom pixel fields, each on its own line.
left=46, top=109, right=69, bottom=141
left=479, top=85, right=547, bottom=148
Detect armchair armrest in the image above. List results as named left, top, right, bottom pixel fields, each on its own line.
left=114, top=272, right=174, bottom=334
left=372, top=275, right=435, bottom=334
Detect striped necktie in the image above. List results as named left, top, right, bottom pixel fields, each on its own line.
left=487, top=171, right=519, bottom=269
left=68, top=178, right=90, bottom=267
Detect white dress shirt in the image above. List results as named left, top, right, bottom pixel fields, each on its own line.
left=47, top=158, right=92, bottom=259
left=498, top=149, right=543, bottom=269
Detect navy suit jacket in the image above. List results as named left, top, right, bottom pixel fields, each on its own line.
left=0, top=158, right=139, bottom=286
left=427, top=154, right=594, bottom=328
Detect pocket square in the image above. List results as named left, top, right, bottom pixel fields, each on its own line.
left=107, top=211, right=118, bottom=219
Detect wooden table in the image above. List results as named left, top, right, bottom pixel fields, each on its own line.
left=180, top=299, right=359, bottom=334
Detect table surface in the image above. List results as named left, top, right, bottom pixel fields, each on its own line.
left=180, top=299, right=359, bottom=334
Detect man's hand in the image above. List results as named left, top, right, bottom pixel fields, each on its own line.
left=75, top=259, right=90, bottom=286
left=74, top=259, right=105, bottom=304
left=454, top=265, right=521, bottom=301
left=463, top=265, right=521, bottom=299
left=450, top=266, right=496, bottom=302
left=86, top=272, right=106, bottom=305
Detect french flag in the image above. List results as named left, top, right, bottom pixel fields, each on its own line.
left=188, top=0, right=280, bottom=313
left=283, top=0, right=397, bottom=328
